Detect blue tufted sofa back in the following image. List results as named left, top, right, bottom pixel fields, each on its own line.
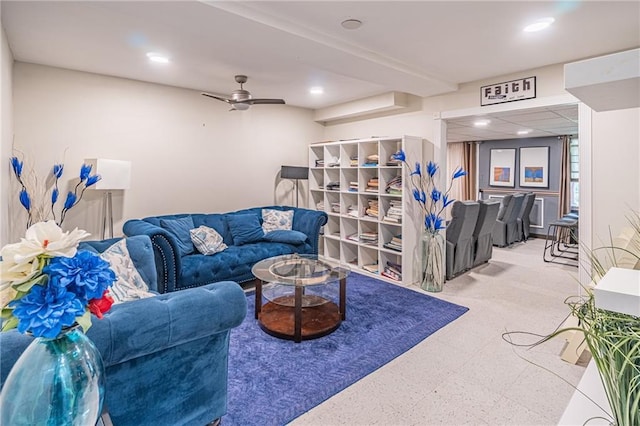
left=79, top=235, right=158, bottom=292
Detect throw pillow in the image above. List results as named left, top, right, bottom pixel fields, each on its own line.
left=160, top=217, right=195, bottom=256
left=190, top=225, right=228, bottom=255
left=262, top=209, right=293, bottom=233
left=263, top=230, right=307, bottom=245
left=100, top=239, right=155, bottom=304
left=227, top=213, right=264, bottom=245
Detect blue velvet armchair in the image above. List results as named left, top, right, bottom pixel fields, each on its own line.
left=0, top=235, right=247, bottom=426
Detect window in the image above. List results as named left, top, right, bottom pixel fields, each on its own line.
left=569, top=137, right=579, bottom=210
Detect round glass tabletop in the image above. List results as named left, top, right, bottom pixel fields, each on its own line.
left=251, top=254, right=350, bottom=287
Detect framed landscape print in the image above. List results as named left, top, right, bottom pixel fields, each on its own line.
left=489, top=148, right=516, bottom=187
left=520, top=146, right=549, bottom=188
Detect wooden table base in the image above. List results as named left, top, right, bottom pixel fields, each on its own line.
left=259, top=296, right=341, bottom=342
left=255, top=278, right=346, bottom=343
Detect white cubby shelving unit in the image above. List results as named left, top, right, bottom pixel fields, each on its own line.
left=308, top=136, right=427, bottom=286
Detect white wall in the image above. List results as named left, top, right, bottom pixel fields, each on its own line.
left=591, top=107, right=640, bottom=243
left=0, top=17, right=14, bottom=246
left=9, top=62, right=323, bottom=242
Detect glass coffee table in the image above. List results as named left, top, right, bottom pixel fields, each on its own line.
left=252, top=254, right=350, bottom=343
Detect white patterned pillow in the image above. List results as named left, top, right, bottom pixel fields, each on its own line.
left=262, top=209, right=293, bottom=233
left=100, top=239, right=155, bottom=304
left=190, top=225, right=228, bottom=255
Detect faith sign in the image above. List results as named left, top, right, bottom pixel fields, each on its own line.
left=481, top=76, right=536, bottom=106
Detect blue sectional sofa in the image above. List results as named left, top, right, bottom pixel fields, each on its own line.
left=123, top=206, right=328, bottom=293
left=0, top=235, right=247, bottom=426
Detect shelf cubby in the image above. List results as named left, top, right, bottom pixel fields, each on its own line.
left=309, top=136, right=428, bottom=286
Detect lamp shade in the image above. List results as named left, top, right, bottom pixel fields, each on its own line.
left=280, top=166, right=309, bottom=180
left=85, top=159, right=132, bottom=190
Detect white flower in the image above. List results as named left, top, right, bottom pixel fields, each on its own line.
left=0, top=220, right=90, bottom=266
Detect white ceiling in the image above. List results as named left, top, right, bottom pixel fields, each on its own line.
left=446, top=103, right=579, bottom=142
left=1, top=1, right=638, bottom=140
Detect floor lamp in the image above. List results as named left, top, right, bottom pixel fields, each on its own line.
left=280, top=166, right=309, bottom=208
left=86, top=159, right=132, bottom=239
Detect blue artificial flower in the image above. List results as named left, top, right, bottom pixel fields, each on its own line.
left=85, top=174, right=101, bottom=187
left=425, top=213, right=445, bottom=231
left=10, top=283, right=85, bottom=338
left=426, top=161, right=438, bottom=177
left=44, top=250, right=115, bottom=302
left=10, top=157, right=23, bottom=178
left=51, top=188, right=59, bottom=204
left=19, top=189, right=31, bottom=211
left=452, top=166, right=467, bottom=179
left=430, top=189, right=441, bottom=203
left=79, top=164, right=92, bottom=181
left=392, top=150, right=405, bottom=162
left=63, top=191, right=77, bottom=209
left=52, top=164, right=64, bottom=179
left=411, top=162, right=422, bottom=177
left=442, top=194, right=454, bottom=208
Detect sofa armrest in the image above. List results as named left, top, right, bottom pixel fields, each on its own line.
left=123, top=219, right=182, bottom=293
left=292, top=209, right=328, bottom=254
left=0, top=281, right=247, bottom=385
left=87, top=281, right=247, bottom=365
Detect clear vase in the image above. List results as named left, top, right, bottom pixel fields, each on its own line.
left=420, top=230, right=445, bottom=292
left=0, top=326, right=105, bottom=426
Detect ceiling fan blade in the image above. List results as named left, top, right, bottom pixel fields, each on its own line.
left=245, top=98, right=286, bottom=105
left=201, top=92, right=232, bottom=104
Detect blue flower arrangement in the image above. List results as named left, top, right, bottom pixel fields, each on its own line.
left=10, top=155, right=101, bottom=228
left=392, top=150, right=467, bottom=234
left=0, top=221, right=116, bottom=338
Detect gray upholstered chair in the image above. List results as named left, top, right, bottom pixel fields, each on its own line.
left=446, top=201, right=480, bottom=280
left=472, top=200, right=500, bottom=266
left=492, top=194, right=525, bottom=247
left=506, top=194, right=525, bottom=245
left=517, top=192, right=536, bottom=241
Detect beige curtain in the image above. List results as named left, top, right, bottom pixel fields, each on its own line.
left=447, top=142, right=465, bottom=203
left=447, top=141, right=477, bottom=203
left=558, top=135, right=571, bottom=216
left=462, top=142, right=478, bottom=200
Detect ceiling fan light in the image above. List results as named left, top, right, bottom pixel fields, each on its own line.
left=234, top=102, right=250, bottom=111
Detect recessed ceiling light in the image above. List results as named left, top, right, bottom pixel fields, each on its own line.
left=146, top=52, right=170, bottom=63
left=341, top=19, right=363, bottom=30
left=523, top=17, right=555, bottom=32
left=309, top=87, right=324, bottom=95
left=474, top=119, right=491, bottom=127
left=517, top=130, right=532, bottom=135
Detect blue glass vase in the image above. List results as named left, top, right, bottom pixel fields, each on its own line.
left=0, top=326, right=105, bottom=426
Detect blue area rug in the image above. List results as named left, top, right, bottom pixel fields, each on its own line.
left=224, top=273, right=468, bottom=425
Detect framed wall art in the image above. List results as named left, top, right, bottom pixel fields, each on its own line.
left=489, top=148, right=516, bottom=187
left=520, top=146, right=549, bottom=188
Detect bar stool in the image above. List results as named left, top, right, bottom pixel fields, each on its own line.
left=543, top=216, right=579, bottom=266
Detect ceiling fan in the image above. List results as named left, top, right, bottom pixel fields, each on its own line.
left=201, top=75, right=286, bottom=111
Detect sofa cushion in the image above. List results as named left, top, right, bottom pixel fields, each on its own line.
left=263, top=230, right=307, bottom=245
left=179, top=242, right=299, bottom=287
left=191, top=214, right=232, bottom=246
left=227, top=213, right=264, bottom=245
left=160, top=217, right=195, bottom=256
left=262, top=209, right=293, bottom=233
left=100, top=239, right=155, bottom=304
left=190, top=225, right=227, bottom=255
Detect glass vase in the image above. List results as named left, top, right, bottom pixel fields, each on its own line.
left=0, top=326, right=105, bottom=426
left=420, top=230, right=445, bottom=292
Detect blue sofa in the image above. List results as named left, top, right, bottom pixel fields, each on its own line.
left=123, top=206, right=328, bottom=293
left=0, top=235, right=247, bottom=426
